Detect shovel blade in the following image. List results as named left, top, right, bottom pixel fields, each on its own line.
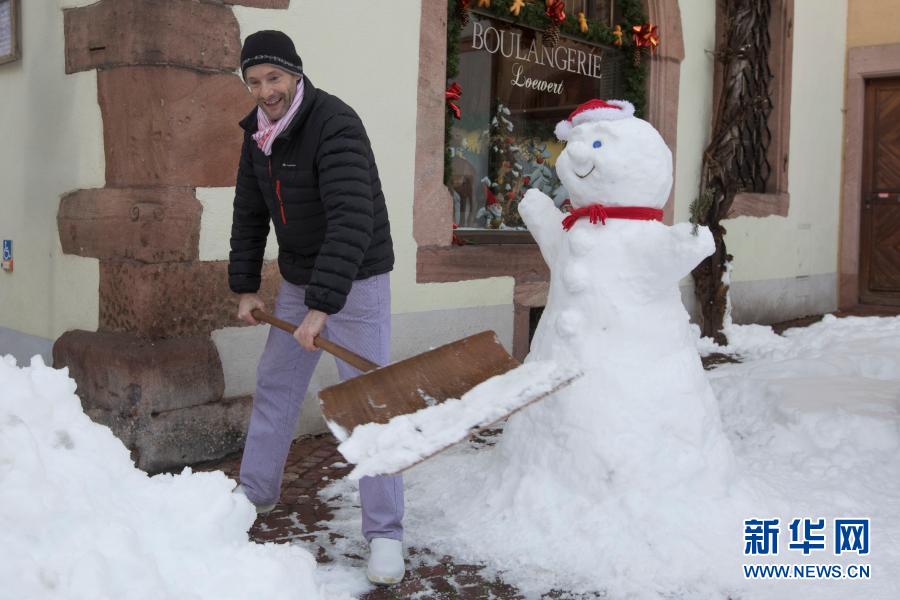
left=319, top=331, right=521, bottom=438
left=336, top=361, right=582, bottom=479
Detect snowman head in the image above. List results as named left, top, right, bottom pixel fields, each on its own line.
left=554, top=99, right=672, bottom=209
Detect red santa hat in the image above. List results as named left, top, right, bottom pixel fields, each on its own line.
left=485, top=186, right=499, bottom=206
left=554, top=99, right=635, bottom=141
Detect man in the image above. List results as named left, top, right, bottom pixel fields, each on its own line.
left=228, top=30, right=403, bottom=585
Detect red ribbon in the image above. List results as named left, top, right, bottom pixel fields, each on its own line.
left=545, top=0, right=566, bottom=24
left=562, top=204, right=663, bottom=231
left=632, top=23, right=660, bottom=51
left=445, top=82, right=462, bottom=120
left=452, top=223, right=466, bottom=246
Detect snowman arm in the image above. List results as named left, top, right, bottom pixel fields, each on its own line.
left=519, top=188, right=563, bottom=264
left=663, top=223, right=716, bottom=282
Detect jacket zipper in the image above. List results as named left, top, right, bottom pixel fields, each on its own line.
left=269, top=159, right=287, bottom=225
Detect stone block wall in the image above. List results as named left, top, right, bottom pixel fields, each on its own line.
left=54, top=0, right=288, bottom=472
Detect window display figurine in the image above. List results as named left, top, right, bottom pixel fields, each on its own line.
left=475, top=187, right=504, bottom=229
left=450, top=156, right=477, bottom=226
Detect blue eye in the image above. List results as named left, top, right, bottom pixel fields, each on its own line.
left=593, top=140, right=602, bottom=149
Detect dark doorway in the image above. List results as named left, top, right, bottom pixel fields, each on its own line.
left=860, top=77, right=900, bottom=306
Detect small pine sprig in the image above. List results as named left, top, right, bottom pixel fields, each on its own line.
left=690, top=188, right=715, bottom=235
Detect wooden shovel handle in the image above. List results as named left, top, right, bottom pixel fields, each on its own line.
left=250, top=308, right=379, bottom=373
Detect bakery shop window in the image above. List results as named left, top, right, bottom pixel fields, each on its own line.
left=447, top=4, right=629, bottom=244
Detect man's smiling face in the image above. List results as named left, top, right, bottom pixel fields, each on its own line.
left=245, top=64, right=300, bottom=121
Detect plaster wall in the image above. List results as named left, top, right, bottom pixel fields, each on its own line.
left=0, top=0, right=103, bottom=350
left=675, top=0, right=847, bottom=294
left=847, top=0, right=900, bottom=48
left=672, top=0, right=715, bottom=226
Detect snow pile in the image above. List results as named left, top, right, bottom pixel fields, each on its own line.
left=333, top=361, right=581, bottom=479
left=359, top=314, right=899, bottom=599
left=701, top=312, right=900, bottom=364
left=0, top=355, right=351, bottom=600
left=694, top=320, right=788, bottom=357
left=709, top=315, right=900, bottom=490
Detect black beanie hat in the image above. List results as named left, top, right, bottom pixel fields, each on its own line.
left=240, top=30, right=303, bottom=79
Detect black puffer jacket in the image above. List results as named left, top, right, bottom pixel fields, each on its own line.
left=228, top=77, right=393, bottom=314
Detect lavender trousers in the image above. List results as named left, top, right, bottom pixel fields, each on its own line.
left=239, top=273, right=403, bottom=541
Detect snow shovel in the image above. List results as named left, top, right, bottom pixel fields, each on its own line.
left=250, top=309, right=580, bottom=474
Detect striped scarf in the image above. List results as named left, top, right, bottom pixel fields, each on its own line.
left=252, top=79, right=305, bottom=156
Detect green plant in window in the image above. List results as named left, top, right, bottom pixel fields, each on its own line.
left=478, top=102, right=568, bottom=230
left=445, top=0, right=464, bottom=185
left=521, top=139, right=564, bottom=204
left=482, top=102, right=525, bottom=229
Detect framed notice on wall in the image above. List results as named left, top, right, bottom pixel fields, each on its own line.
left=0, top=0, right=20, bottom=66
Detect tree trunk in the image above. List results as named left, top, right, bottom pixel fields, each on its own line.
left=691, top=0, right=772, bottom=342
left=693, top=224, right=732, bottom=345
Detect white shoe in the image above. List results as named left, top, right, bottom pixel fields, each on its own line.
left=366, top=538, right=405, bottom=585
left=233, top=484, right=276, bottom=515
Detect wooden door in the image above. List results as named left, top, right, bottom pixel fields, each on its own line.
left=860, top=77, right=900, bottom=306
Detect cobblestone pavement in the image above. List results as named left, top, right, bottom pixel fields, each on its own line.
left=201, top=307, right=899, bottom=598
left=203, top=433, right=560, bottom=599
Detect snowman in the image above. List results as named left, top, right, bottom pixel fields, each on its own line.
left=455, top=100, right=748, bottom=593
left=501, top=98, right=734, bottom=484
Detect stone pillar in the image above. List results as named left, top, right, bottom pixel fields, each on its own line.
left=55, top=0, right=285, bottom=472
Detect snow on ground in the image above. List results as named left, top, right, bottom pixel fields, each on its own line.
left=704, top=314, right=900, bottom=598
left=318, top=315, right=900, bottom=599
left=4, top=314, right=899, bottom=599
left=0, top=355, right=354, bottom=600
